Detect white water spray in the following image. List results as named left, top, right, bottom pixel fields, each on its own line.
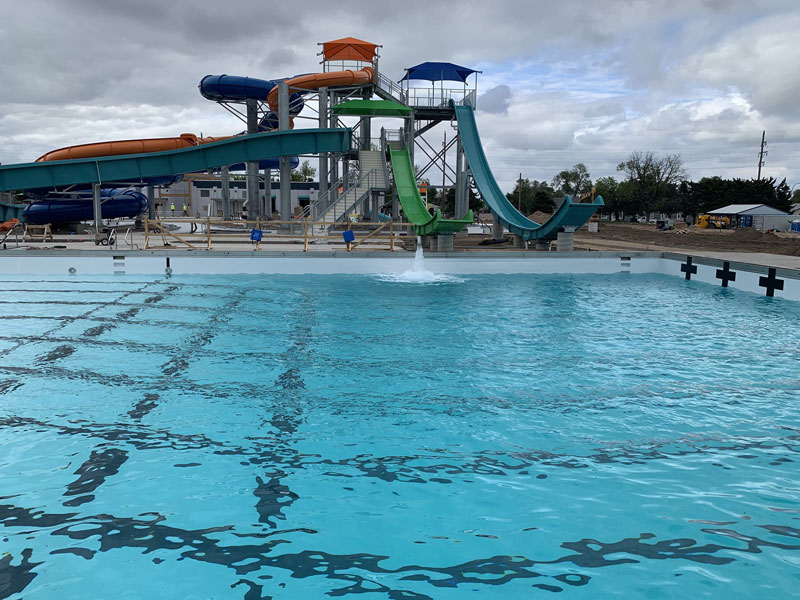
left=377, top=236, right=462, bottom=283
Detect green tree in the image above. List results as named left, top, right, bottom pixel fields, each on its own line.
left=291, top=160, right=316, bottom=182
left=594, top=176, right=620, bottom=219
left=773, top=177, right=792, bottom=213
left=551, top=163, right=592, bottom=196
left=616, top=151, right=687, bottom=218
left=505, top=178, right=556, bottom=214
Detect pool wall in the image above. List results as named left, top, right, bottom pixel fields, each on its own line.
left=1, top=250, right=798, bottom=301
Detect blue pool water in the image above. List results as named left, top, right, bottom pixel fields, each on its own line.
left=0, top=272, right=798, bottom=599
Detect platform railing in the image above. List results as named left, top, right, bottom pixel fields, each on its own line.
left=405, top=87, right=476, bottom=109
left=374, top=71, right=408, bottom=104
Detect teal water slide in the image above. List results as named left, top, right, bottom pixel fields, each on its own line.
left=389, top=148, right=472, bottom=236
left=453, top=103, right=603, bottom=241
left=0, top=129, right=351, bottom=192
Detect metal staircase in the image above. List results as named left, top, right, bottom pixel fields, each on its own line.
left=309, top=149, right=389, bottom=233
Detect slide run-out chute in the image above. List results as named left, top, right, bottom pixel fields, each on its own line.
left=389, top=148, right=472, bottom=236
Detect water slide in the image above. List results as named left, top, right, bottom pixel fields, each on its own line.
left=24, top=189, right=148, bottom=225
left=453, top=103, right=603, bottom=241
left=0, top=129, right=351, bottom=192
left=389, top=148, right=473, bottom=236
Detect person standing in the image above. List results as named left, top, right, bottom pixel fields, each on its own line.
left=182, top=203, right=188, bottom=216
left=170, top=202, right=175, bottom=215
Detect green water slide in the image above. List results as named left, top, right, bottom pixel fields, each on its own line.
left=453, top=103, right=603, bottom=241
left=0, top=128, right=351, bottom=192
left=389, top=148, right=473, bottom=236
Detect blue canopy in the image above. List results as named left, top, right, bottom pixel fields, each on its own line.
left=400, top=62, right=477, bottom=83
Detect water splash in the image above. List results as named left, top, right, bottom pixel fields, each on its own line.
left=377, top=236, right=463, bottom=283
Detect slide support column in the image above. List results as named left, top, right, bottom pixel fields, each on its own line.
left=92, top=183, right=102, bottom=231
left=147, top=184, right=155, bottom=219
left=279, top=82, right=292, bottom=222
left=455, top=135, right=468, bottom=218
left=318, top=87, right=328, bottom=218
left=246, top=99, right=260, bottom=220
left=221, top=166, right=231, bottom=220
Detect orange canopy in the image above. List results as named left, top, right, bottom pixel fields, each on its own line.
left=322, top=37, right=378, bottom=62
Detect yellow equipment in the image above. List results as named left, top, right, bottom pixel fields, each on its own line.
left=696, top=214, right=730, bottom=229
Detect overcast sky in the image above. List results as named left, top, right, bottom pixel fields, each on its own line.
left=1, top=0, right=798, bottom=191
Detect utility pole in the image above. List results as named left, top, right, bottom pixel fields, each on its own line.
left=757, top=130, right=768, bottom=180
left=517, top=173, right=522, bottom=211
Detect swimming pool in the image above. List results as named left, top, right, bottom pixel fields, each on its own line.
left=1, top=272, right=798, bottom=598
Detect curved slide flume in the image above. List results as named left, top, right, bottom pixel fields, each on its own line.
left=266, top=68, right=374, bottom=114
left=389, top=148, right=472, bottom=236
left=453, top=103, right=603, bottom=241
left=0, top=129, right=352, bottom=192
left=24, top=189, right=148, bottom=225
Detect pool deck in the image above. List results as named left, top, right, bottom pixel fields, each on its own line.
left=3, top=237, right=800, bottom=271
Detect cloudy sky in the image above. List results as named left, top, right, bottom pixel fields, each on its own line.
left=1, top=0, right=798, bottom=191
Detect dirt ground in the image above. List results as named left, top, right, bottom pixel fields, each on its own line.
left=456, top=213, right=800, bottom=256
left=573, top=221, right=800, bottom=256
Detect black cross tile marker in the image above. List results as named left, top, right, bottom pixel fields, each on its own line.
left=680, top=256, right=697, bottom=280
left=759, top=268, right=784, bottom=297
left=715, top=261, right=736, bottom=287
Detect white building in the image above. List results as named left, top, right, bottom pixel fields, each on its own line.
left=708, top=204, right=793, bottom=231
left=154, top=178, right=318, bottom=218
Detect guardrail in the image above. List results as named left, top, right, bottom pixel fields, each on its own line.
left=143, top=217, right=411, bottom=252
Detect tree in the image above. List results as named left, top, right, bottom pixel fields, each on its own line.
left=616, top=151, right=687, bottom=218
left=552, top=163, right=592, bottom=196
left=505, top=178, right=556, bottom=215
left=290, top=160, right=316, bottom=182
left=773, top=177, right=792, bottom=213
left=594, top=176, right=620, bottom=219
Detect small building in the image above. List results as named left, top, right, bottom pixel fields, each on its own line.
left=155, top=179, right=318, bottom=219
left=707, top=204, right=792, bottom=231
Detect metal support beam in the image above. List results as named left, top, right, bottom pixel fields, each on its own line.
left=318, top=87, right=329, bottom=204
left=263, top=168, right=271, bottom=216
left=246, top=99, right=260, bottom=219
left=221, top=166, right=231, bottom=220
left=147, top=184, right=155, bottom=219
left=278, top=82, right=292, bottom=221
left=407, top=112, right=415, bottom=165
left=329, top=91, right=338, bottom=185
left=455, top=135, right=468, bottom=218
left=92, top=183, right=102, bottom=231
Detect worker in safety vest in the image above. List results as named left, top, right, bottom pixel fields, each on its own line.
left=170, top=202, right=175, bottom=214
left=182, top=203, right=188, bottom=216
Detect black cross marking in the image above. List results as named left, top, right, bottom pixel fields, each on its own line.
left=680, top=256, right=697, bottom=280
left=758, top=268, right=784, bottom=297
left=715, top=261, right=736, bottom=287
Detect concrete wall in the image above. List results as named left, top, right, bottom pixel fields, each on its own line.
left=1, top=251, right=798, bottom=302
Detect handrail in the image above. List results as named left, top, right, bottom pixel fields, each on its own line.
left=0, top=222, right=23, bottom=248
left=374, top=71, right=407, bottom=104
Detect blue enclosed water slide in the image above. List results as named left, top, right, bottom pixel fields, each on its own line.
left=23, top=189, right=148, bottom=225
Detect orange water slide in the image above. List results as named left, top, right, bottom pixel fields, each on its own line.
left=36, top=133, right=231, bottom=162
left=266, top=67, right=374, bottom=113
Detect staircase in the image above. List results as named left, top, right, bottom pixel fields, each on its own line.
left=310, top=150, right=389, bottom=235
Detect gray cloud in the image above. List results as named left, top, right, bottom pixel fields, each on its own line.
left=1, top=0, right=799, bottom=189
left=478, top=85, right=512, bottom=115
